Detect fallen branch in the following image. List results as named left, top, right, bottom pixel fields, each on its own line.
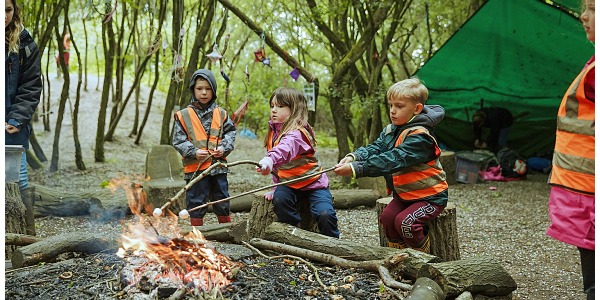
left=248, top=238, right=412, bottom=291
left=5, top=233, right=44, bottom=246
left=243, top=241, right=326, bottom=289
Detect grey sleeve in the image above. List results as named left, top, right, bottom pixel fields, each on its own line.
left=172, top=118, right=197, bottom=159
left=220, top=112, right=237, bottom=158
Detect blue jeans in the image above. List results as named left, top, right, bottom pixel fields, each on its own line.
left=272, top=185, right=339, bottom=238
left=19, top=152, right=28, bottom=189
left=185, top=173, right=230, bottom=219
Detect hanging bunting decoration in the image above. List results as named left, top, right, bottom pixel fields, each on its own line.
left=102, top=0, right=118, bottom=23
left=207, top=44, right=222, bottom=63
left=262, top=58, right=272, bottom=68
left=289, top=59, right=300, bottom=81
left=254, top=47, right=266, bottom=62
left=162, top=39, right=169, bottom=56
left=245, top=65, right=250, bottom=85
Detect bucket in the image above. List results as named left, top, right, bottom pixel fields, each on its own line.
left=5, top=145, right=25, bottom=182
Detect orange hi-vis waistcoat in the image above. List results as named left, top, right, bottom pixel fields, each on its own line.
left=267, top=127, right=322, bottom=189
left=550, top=61, right=595, bottom=195
left=391, top=126, right=448, bottom=201
left=176, top=106, right=227, bottom=173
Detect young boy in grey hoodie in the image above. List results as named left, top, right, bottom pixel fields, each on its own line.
left=334, top=78, right=448, bottom=253
left=172, top=69, right=236, bottom=226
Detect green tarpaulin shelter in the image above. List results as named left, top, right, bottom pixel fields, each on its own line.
left=415, top=0, right=594, bottom=157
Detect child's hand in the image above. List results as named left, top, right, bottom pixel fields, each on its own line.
left=5, top=122, right=19, bottom=134
left=212, top=147, right=224, bottom=158
left=338, top=155, right=354, bottom=165
left=264, top=191, right=274, bottom=200
left=256, top=157, right=273, bottom=175
left=334, top=164, right=353, bottom=176
left=195, top=149, right=209, bottom=161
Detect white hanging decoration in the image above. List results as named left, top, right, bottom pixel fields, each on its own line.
left=206, top=44, right=222, bottom=63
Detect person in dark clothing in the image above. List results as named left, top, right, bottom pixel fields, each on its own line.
left=472, top=107, right=513, bottom=151
left=5, top=0, right=43, bottom=236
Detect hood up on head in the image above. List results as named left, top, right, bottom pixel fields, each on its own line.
left=189, top=69, right=218, bottom=106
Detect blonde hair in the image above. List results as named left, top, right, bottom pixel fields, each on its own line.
left=386, top=77, right=429, bottom=105
left=5, top=0, right=23, bottom=56
left=263, top=87, right=316, bottom=148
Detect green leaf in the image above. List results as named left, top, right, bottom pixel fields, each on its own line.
left=258, top=263, right=265, bottom=266
left=290, top=281, right=296, bottom=286
left=35, top=223, right=40, bottom=228
left=100, top=181, right=110, bottom=188
left=68, top=282, right=73, bottom=288
left=379, top=284, right=386, bottom=292
left=290, top=266, right=295, bottom=271
left=492, top=192, right=502, bottom=197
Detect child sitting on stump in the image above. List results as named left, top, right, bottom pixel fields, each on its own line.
left=334, top=78, right=448, bottom=253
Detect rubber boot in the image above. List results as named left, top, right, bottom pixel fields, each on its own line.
left=190, top=218, right=203, bottom=226
left=20, top=187, right=36, bottom=236
left=388, top=239, right=407, bottom=249
left=217, top=216, right=231, bottom=224
left=408, top=234, right=431, bottom=254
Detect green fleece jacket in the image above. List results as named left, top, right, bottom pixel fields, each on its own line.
left=350, top=105, right=448, bottom=206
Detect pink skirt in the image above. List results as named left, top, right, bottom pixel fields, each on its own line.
left=546, top=186, right=595, bottom=250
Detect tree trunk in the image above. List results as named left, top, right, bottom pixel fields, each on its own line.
left=5, top=182, right=27, bottom=259
left=331, top=189, right=379, bottom=208
left=417, top=255, right=517, bottom=297
left=5, top=233, right=45, bottom=246
left=25, top=149, right=44, bottom=169
left=67, top=20, right=86, bottom=170
left=94, top=18, right=116, bottom=162
left=262, top=222, right=441, bottom=280
left=30, top=183, right=104, bottom=217
left=83, top=17, right=88, bottom=91
left=136, top=47, right=161, bottom=144
left=247, top=192, right=319, bottom=239
left=440, top=150, right=456, bottom=185
left=50, top=16, right=71, bottom=172
left=11, top=231, right=120, bottom=268
left=29, top=127, right=47, bottom=162
left=376, top=199, right=460, bottom=262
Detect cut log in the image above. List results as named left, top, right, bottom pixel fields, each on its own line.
left=5, top=233, right=44, bottom=246
left=179, top=220, right=248, bottom=243
left=143, top=179, right=187, bottom=215
left=5, top=182, right=27, bottom=259
left=247, top=192, right=319, bottom=239
left=440, top=150, right=456, bottom=185
left=30, top=183, right=104, bottom=217
left=417, top=255, right=517, bottom=297
left=262, top=222, right=441, bottom=280
left=405, top=277, right=445, bottom=300
left=11, top=231, right=119, bottom=268
left=331, top=189, right=380, bottom=208
left=376, top=198, right=460, bottom=262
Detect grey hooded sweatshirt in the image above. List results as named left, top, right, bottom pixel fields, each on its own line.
left=172, top=69, right=237, bottom=179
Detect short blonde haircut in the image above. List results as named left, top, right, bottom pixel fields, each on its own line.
left=386, top=77, right=429, bottom=105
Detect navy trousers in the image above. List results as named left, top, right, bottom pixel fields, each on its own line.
left=272, top=185, right=339, bottom=238
left=185, top=173, right=230, bottom=219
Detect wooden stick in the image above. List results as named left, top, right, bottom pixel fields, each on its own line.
left=159, top=160, right=262, bottom=212
left=186, top=166, right=336, bottom=213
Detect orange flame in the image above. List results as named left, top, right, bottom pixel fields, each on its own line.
left=112, top=174, right=239, bottom=292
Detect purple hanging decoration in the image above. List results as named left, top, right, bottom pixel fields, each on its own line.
left=262, top=58, right=272, bottom=68
left=289, top=59, right=300, bottom=81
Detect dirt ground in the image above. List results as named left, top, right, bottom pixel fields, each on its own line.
left=23, top=74, right=587, bottom=299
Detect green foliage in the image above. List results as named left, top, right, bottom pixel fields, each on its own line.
left=100, top=180, right=110, bottom=188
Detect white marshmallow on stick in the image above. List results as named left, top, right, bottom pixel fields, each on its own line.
left=153, top=208, right=162, bottom=218
left=179, top=209, right=190, bottom=219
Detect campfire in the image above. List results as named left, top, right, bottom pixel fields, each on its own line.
left=110, top=174, right=241, bottom=298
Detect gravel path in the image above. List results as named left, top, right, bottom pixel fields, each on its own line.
left=25, top=75, right=587, bottom=299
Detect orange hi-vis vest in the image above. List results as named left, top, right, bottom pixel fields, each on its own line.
left=176, top=106, right=227, bottom=173
left=550, top=61, right=595, bottom=195
left=267, top=127, right=322, bottom=189
left=391, top=126, right=448, bottom=200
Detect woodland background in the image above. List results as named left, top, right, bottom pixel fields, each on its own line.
left=21, top=0, right=489, bottom=174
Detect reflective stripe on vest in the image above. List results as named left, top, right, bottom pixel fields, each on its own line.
left=550, top=61, right=595, bottom=195
left=176, top=107, right=227, bottom=173
left=392, top=126, right=448, bottom=200
left=267, top=127, right=322, bottom=189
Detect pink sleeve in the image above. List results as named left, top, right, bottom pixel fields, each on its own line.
left=584, top=55, right=595, bottom=102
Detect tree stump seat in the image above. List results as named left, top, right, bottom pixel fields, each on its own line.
left=376, top=198, right=460, bottom=262
left=248, top=192, right=319, bottom=239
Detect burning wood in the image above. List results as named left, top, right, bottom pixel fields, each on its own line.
left=111, top=174, right=242, bottom=298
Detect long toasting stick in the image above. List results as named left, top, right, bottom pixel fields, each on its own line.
left=177, top=166, right=337, bottom=219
